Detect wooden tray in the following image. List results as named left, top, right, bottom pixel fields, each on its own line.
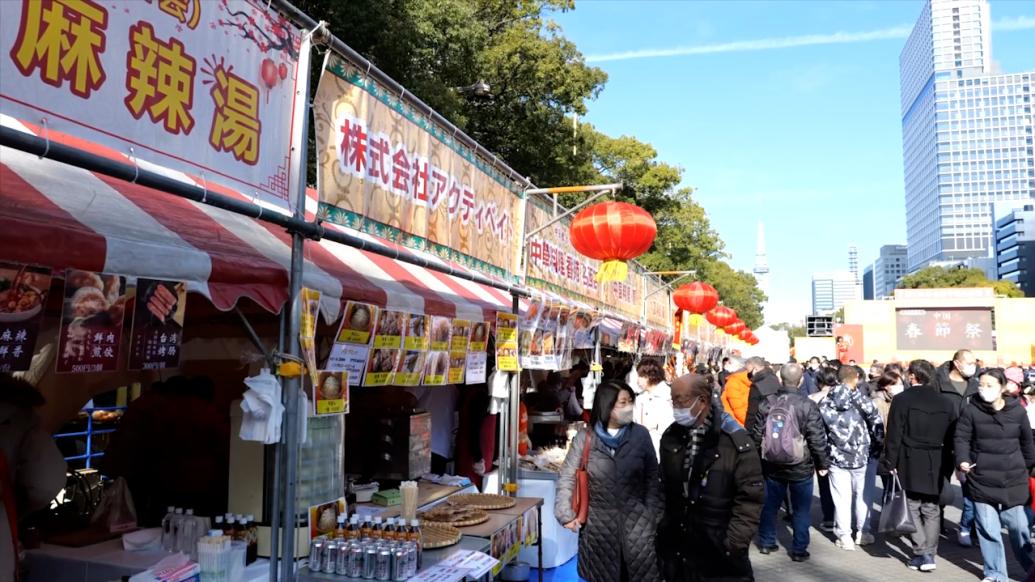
left=419, top=505, right=489, bottom=527
left=421, top=522, right=461, bottom=549
left=446, top=493, right=517, bottom=510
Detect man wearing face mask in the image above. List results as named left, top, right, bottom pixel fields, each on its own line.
left=932, top=349, right=980, bottom=547
left=801, top=358, right=821, bottom=397
left=657, top=373, right=764, bottom=582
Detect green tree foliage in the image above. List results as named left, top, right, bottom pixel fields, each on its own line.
left=297, top=0, right=766, bottom=326
left=898, top=266, right=1024, bottom=298
left=770, top=322, right=806, bottom=346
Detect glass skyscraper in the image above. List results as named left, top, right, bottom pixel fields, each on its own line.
left=900, top=0, right=1034, bottom=271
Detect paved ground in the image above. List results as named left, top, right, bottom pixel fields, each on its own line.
left=537, top=479, right=1030, bottom=582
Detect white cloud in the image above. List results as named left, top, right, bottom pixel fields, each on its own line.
left=585, top=17, right=1035, bottom=63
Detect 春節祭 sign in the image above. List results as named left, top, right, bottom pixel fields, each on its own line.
left=0, top=0, right=302, bottom=209
left=313, top=55, right=525, bottom=279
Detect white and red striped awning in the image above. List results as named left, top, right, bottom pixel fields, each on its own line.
left=0, top=116, right=516, bottom=324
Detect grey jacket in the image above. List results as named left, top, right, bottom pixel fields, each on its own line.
left=819, top=384, right=884, bottom=470
left=556, top=424, right=662, bottom=582
left=1, top=403, right=67, bottom=581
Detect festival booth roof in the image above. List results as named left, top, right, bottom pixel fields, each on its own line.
left=0, top=116, right=516, bottom=324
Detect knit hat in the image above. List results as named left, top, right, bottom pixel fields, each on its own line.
left=1005, top=366, right=1025, bottom=387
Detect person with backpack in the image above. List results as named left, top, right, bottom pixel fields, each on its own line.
left=749, top=362, right=830, bottom=562
left=819, top=365, right=885, bottom=551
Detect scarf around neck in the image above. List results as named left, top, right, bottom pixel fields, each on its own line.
left=594, top=421, right=628, bottom=449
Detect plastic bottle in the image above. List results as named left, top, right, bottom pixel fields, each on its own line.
left=384, top=517, right=397, bottom=541
left=372, top=516, right=383, bottom=540
left=409, top=520, right=422, bottom=569
left=360, top=516, right=373, bottom=540
left=171, top=508, right=185, bottom=552
left=180, top=509, right=199, bottom=559
left=347, top=515, right=361, bottom=541
left=161, top=506, right=176, bottom=551
left=244, top=515, right=258, bottom=564
left=335, top=515, right=347, bottom=540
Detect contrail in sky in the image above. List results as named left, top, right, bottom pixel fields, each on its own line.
left=584, top=16, right=1035, bottom=63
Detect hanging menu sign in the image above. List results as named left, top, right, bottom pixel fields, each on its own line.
left=328, top=301, right=378, bottom=385
left=495, top=312, right=518, bottom=372
left=313, top=371, right=349, bottom=415
left=299, top=288, right=322, bottom=388
left=127, top=279, right=186, bottom=371
left=429, top=317, right=452, bottom=352
left=374, top=310, right=407, bottom=349
left=422, top=351, right=448, bottom=385
left=405, top=315, right=430, bottom=351
left=0, top=263, right=51, bottom=373
left=469, top=321, right=488, bottom=352
left=519, top=298, right=543, bottom=370
left=364, top=348, right=400, bottom=387
left=394, top=350, right=427, bottom=386
left=57, top=270, right=131, bottom=374
left=465, top=352, right=487, bottom=384
left=338, top=301, right=378, bottom=344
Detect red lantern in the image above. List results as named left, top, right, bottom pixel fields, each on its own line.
left=705, top=305, right=737, bottom=328
left=726, top=321, right=747, bottom=336
left=738, top=329, right=751, bottom=341
left=673, top=282, right=719, bottom=314
left=261, top=58, right=278, bottom=88
left=569, top=201, right=656, bottom=282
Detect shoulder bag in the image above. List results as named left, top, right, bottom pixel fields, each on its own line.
left=570, top=431, right=593, bottom=524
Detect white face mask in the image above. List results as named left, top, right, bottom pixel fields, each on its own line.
left=612, top=406, right=634, bottom=426
left=673, top=408, right=696, bottom=427
left=978, top=387, right=1001, bottom=403
left=889, top=383, right=905, bottom=397
left=959, top=362, right=977, bottom=378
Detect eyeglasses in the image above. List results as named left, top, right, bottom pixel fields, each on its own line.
left=672, top=396, right=704, bottom=408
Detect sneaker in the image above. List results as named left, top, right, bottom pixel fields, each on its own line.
left=790, top=551, right=810, bottom=562
left=919, top=555, right=937, bottom=572
left=958, top=530, right=973, bottom=547
left=907, top=556, right=925, bottom=570
left=820, top=521, right=835, bottom=532
left=835, top=535, right=855, bottom=551
left=856, top=532, right=875, bottom=545
left=758, top=544, right=779, bottom=555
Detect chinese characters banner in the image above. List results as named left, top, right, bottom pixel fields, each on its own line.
left=127, top=278, right=185, bottom=370
left=895, top=308, right=994, bottom=351
left=0, top=0, right=302, bottom=209
left=314, top=55, right=524, bottom=277
left=57, top=270, right=131, bottom=374
left=0, top=263, right=51, bottom=373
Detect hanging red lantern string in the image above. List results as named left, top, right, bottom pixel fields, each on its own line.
left=569, top=201, right=657, bottom=282
left=726, top=321, right=747, bottom=336
left=738, top=329, right=751, bottom=341
left=705, top=305, right=737, bottom=328
left=672, top=282, right=719, bottom=314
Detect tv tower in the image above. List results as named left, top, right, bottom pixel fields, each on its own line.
left=753, top=220, right=770, bottom=321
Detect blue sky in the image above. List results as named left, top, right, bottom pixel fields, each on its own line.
left=553, top=0, right=1035, bottom=325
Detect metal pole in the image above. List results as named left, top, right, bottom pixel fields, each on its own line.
left=269, top=310, right=286, bottom=581
left=523, top=189, right=613, bottom=240
left=508, top=293, right=521, bottom=489
left=524, top=183, right=623, bottom=196
left=280, top=23, right=322, bottom=582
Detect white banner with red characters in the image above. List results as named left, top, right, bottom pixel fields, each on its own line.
left=0, top=0, right=302, bottom=210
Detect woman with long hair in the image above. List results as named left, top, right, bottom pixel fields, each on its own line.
left=956, top=368, right=1035, bottom=582
left=555, top=381, right=661, bottom=582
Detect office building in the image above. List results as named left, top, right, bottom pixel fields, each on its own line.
left=812, top=271, right=861, bottom=315
left=996, top=204, right=1035, bottom=296
left=870, top=244, right=910, bottom=299
left=863, top=265, right=876, bottom=300
left=899, top=0, right=1035, bottom=271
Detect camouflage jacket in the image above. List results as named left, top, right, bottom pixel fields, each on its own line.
left=818, top=384, right=885, bottom=470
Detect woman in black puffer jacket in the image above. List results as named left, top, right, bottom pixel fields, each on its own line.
left=955, top=368, right=1035, bottom=582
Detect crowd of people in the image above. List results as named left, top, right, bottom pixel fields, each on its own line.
left=556, top=350, right=1035, bottom=582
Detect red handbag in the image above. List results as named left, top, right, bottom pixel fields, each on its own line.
left=571, top=432, right=593, bottom=524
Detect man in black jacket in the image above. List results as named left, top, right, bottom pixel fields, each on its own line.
left=879, top=360, right=958, bottom=573
left=932, top=349, right=980, bottom=546
left=743, top=358, right=782, bottom=436
left=749, top=362, right=829, bottom=562
left=657, top=373, right=765, bottom=582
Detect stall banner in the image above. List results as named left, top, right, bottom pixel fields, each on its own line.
left=538, top=302, right=560, bottom=370
left=833, top=324, right=864, bottom=365
left=373, top=310, right=407, bottom=349
left=363, top=347, right=399, bottom=386
left=422, top=351, right=448, bottom=385
left=643, top=278, right=671, bottom=329
left=0, top=0, right=302, bottom=210
left=895, top=308, right=994, bottom=351
left=127, top=279, right=186, bottom=371
left=308, top=497, right=347, bottom=542
left=394, top=350, right=426, bottom=386
left=465, top=351, right=487, bottom=384
left=0, top=263, right=51, bottom=373
left=57, top=270, right=130, bottom=374
left=313, top=370, right=348, bottom=415
left=429, top=316, right=452, bottom=352
left=337, top=302, right=378, bottom=344
left=405, top=315, right=429, bottom=351
left=617, top=321, right=640, bottom=354
left=300, top=288, right=322, bottom=387
left=313, top=55, right=524, bottom=278
left=469, top=321, right=488, bottom=352
left=495, top=312, right=518, bottom=372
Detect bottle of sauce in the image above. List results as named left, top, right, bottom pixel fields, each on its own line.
left=335, top=515, right=347, bottom=539
left=384, top=517, right=398, bottom=541
left=371, top=517, right=384, bottom=540
left=360, top=516, right=373, bottom=540
left=347, top=516, right=360, bottom=541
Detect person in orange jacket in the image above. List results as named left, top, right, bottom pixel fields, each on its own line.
left=722, top=356, right=752, bottom=426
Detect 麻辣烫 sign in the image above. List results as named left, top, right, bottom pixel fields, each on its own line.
left=313, top=55, right=525, bottom=279
left=0, top=0, right=303, bottom=209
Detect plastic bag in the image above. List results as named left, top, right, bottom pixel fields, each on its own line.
left=91, top=477, right=138, bottom=533
left=878, top=472, right=916, bottom=536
